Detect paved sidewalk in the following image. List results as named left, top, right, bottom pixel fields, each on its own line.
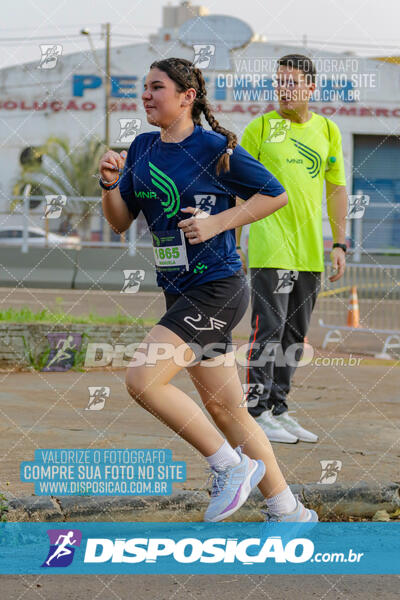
left=1, top=358, right=398, bottom=502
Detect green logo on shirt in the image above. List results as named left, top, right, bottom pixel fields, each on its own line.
left=149, top=162, right=180, bottom=218
left=135, top=191, right=157, bottom=199
left=152, top=232, right=161, bottom=246
left=290, top=138, right=322, bottom=178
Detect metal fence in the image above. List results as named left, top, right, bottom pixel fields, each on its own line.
left=2, top=197, right=400, bottom=351
left=1, top=196, right=138, bottom=255
left=317, top=263, right=400, bottom=333
left=350, top=202, right=400, bottom=260
left=3, top=196, right=400, bottom=259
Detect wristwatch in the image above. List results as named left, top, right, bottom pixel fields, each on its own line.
left=332, top=243, right=347, bottom=253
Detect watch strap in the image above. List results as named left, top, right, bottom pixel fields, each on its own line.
left=333, top=242, right=347, bottom=253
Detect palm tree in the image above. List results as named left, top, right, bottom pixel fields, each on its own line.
left=12, top=136, right=107, bottom=240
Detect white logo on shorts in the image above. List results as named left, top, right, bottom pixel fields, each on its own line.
left=183, top=313, right=227, bottom=331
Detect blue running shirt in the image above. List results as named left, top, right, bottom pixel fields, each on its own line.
left=119, top=125, right=285, bottom=293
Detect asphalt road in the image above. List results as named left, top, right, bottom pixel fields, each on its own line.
left=1, top=574, right=399, bottom=599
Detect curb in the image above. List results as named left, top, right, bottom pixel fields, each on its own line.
left=4, top=482, right=400, bottom=522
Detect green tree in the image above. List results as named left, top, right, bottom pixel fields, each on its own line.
left=12, top=136, right=106, bottom=240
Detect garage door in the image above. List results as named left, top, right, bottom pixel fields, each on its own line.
left=352, top=134, right=400, bottom=252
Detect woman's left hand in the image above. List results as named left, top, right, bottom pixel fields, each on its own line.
left=178, top=207, right=222, bottom=244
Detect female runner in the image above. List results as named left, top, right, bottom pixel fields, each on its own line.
left=99, top=57, right=317, bottom=523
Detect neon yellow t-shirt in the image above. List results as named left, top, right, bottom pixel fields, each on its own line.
left=241, top=110, right=346, bottom=271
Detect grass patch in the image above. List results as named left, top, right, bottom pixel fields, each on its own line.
left=1, top=307, right=156, bottom=371
left=0, top=306, right=156, bottom=327
left=0, top=493, right=8, bottom=522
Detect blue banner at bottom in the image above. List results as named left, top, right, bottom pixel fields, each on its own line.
left=0, top=522, right=399, bottom=574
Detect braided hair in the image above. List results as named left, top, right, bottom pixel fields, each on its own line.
left=149, top=57, right=237, bottom=175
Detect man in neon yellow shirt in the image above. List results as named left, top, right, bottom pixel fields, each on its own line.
left=237, top=54, right=348, bottom=444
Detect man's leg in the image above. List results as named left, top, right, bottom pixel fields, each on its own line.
left=270, top=271, right=321, bottom=413
left=271, top=271, right=321, bottom=442
left=246, top=268, right=289, bottom=418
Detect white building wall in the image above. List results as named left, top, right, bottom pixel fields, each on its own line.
left=1, top=32, right=400, bottom=216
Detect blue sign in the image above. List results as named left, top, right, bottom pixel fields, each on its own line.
left=0, top=523, right=399, bottom=574
left=20, top=449, right=186, bottom=496
left=73, top=75, right=138, bottom=98
left=72, top=74, right=355, bottom=103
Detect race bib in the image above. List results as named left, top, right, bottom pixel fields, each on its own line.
left=151, top=229, right=189, bottom=271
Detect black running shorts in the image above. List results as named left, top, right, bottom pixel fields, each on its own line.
left=158, top=269, right=249, bottom=362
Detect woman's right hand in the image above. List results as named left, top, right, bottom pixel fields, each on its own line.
left=238, top=248, right=248, bottom=274
left=99, top=150, right=127, bottom=183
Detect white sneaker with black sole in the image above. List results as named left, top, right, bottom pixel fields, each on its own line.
left=274, top=412, right=318, bottom=443
left=255, top=409, right=298, bottom=444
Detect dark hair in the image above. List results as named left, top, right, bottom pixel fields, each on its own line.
left=149, top=57, right=237, bottom=175
left=277, top=54, right=316, bottom=84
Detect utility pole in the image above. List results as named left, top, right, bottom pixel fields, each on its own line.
left=103, top=22, right=112, bottom=243
left=81, top=24, right=112, bottom=243
left=105, top=22, right=111, bottom=148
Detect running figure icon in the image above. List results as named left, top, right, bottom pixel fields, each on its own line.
left=45, top=531, right=79, bottom=567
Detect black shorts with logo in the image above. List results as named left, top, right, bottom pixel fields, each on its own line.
left=158, top=269, right=249, bottom=362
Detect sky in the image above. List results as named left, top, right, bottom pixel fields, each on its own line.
left=1, top=0, right=399, bottom=68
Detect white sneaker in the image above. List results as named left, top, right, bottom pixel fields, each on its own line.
left=255, top=410, right=299, bottom=444
left=275, top=412, right=318, bottom=443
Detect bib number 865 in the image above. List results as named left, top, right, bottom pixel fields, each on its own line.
left=155, top=247, right=180, bottom=260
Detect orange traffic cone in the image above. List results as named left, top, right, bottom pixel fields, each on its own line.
left=347, top=286, right=360, bottom=328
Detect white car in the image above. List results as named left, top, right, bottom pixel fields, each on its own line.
left=0, top=226, right=81, bottom=249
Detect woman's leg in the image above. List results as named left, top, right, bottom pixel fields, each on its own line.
left=126, top=325, right=267, bottom=521
left=187, top=355, right=287, bottom=498
left=125, top=324, right=226, bottom=457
